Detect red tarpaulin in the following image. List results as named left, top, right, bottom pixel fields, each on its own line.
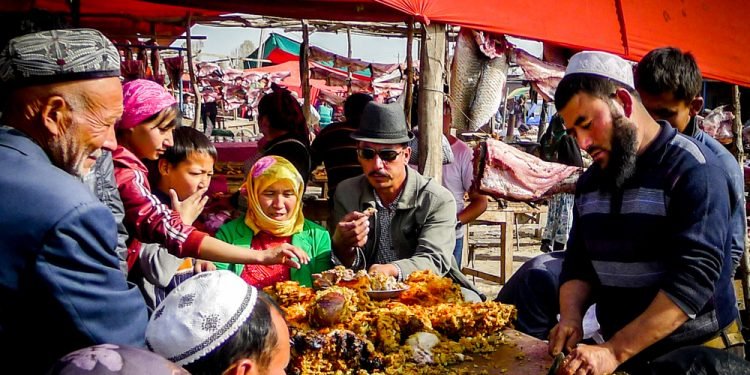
left=10, top=0, right=750, bottom=87
left=375, top=0, right=750, bottom=87
left=1, top=0, right=223, bottom=43
left=148, top=0, right=750, bottom=87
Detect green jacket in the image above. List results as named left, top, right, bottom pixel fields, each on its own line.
left=214, top=217, right=333, bottom=287
left=332, top=167, right=483, bottom=298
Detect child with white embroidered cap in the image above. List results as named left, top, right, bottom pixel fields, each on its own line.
left=146, top=270, right=290, bottom=375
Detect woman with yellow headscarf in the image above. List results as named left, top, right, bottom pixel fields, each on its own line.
left=214, top=156, right=332, bottom=288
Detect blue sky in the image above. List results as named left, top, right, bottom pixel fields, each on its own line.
left=179, top=24, right=542, bottom=64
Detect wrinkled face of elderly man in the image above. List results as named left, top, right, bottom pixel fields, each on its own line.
left=20, top=78, right=122, bottom=177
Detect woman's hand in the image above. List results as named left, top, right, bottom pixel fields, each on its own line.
left=193, top=259, right=217, bottom=273
left=170, top=188, right=209, bottom=225
left=254, top=243, right=310, bottom=269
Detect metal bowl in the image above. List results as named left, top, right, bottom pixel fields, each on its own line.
left=366, top=287, right=409, bottom=300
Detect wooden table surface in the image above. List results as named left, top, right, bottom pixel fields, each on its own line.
left=452, top=329, right=553, bottom=374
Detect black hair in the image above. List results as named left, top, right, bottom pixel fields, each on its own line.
left=184, top=292, right=282, bottom=375
left=344, top=93, right=373, bottom=125
left=140, top=103, right=182, bottom=129
left=554, top=74, right=637, bottom=112
left=160, top=126, right=217, bottom=166
left=257, top=86, right=308, bottom=143
left=634, top=47, right=702, bottom=102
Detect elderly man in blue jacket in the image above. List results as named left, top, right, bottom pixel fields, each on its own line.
left=0, top=29, right=148, bottom=373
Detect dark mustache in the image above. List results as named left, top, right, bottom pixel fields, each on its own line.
left=368, top=171, right=391, bottom=178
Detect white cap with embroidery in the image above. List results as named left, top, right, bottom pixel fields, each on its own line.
left=146, top=270, right=258, bottom=366
left=565, top=51, right=635, bottom=90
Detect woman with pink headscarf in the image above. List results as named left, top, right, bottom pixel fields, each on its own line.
left=112, top=79, right=309, bottom=273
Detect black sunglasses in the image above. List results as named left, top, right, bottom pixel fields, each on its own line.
left=357, top=147, right=404, bottom=162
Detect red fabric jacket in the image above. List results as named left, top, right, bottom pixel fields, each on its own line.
left=112, top=146, right=205, bottom=267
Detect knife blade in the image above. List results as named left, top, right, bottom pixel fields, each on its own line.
left=547, top=352, right=565, bottom=375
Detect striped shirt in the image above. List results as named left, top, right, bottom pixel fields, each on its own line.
left=374, top=188, right=405, bottom=265
left=561, top=121, right=739, bottom=360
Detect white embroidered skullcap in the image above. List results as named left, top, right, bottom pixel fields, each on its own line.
left=565, top=51, right=635, bottom=90
left=0, top=28, right=120, bottom=88
left=146, top=270, right=258, bottom=366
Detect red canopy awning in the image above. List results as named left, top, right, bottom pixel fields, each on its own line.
left=375, top=0, right=750, bottom=87
left=152, top=0, right=750, bottom=87
left=1, top=0, right=223, bottom=44
left=10, top=0, right=750, bottom=87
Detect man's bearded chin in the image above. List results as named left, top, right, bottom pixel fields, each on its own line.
left=603, top=105, right=638, bottom=189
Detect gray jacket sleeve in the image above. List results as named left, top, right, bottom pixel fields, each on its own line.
left=85, top=150, right=130, bottom=273
left=138, top=242, right=186, bottom=288
left=392, top=187, right=457, bottom=277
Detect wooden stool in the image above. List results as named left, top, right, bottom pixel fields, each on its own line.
left=461, top=212, right=514, bottom=285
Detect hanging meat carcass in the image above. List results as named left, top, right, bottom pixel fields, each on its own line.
left=450, top=28, right=509, bottom=131
left=474, top=138, right=582, bottom=201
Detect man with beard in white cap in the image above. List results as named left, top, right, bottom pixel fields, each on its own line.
left=548, top=51, right=741, bottom=374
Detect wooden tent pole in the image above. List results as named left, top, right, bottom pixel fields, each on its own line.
left=732, top=85, right=744, bottom=163
left=731, top=85, right=750, bottom=320
left=537, top=100, right=548, bottom=142
left=404, top=19, right=415, bottom=123
left=347, top=27, right=353, bottom=94
left=185, top=14, right=201, bottom=129
left=177, top=50, right=185, bottom=109
left=257, top=29, right=265, bottom=68
left=70, top=0, right=81, bottom=27
left=346, top=28, right=353, bottom=58
left=300, top=20, right=312, bottom=129
left=417, top=22, right=446, bottom=180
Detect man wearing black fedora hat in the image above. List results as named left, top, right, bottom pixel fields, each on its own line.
left=330, top=102, right=482, bottom=299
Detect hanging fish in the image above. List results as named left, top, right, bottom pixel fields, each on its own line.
left=450, top=28, right=510, bottom=132
left=450, top=29, right=483, bottom=131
